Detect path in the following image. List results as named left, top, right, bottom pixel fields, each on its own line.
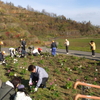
left=40, top=47, right=100, bottom=61
left=1, top=47, right=100, bottom=61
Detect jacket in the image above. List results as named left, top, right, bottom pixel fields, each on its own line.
left=0, top=81, right=15, bottom=100
left=0, top=52, right=4, bottom=61
left=14, top=92, right=32, bottom=100
left=90, top=42, right=96, bottom=50
left=29, top=66, right=48, bottom=88
left=51, top=42, right=57, bottom=48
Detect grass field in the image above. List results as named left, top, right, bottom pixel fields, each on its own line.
left=0, top=52, right=100, bottom=100
left=57, top=38, right=100, bottom=53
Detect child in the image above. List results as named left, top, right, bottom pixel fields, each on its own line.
left=14, top=84, right=32, bottom=100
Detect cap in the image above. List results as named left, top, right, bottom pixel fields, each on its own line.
left=18, top=84, right=25, bottom=89
left=2, top=51, right=5, bottom=54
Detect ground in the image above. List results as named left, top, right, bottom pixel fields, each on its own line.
left=0, top=52, right=100, bottom=100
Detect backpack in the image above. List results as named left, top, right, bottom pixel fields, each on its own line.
left=0, top=82, right=15, bottom=100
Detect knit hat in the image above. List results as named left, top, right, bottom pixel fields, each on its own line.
left=18, top=84, right=25, bottom=89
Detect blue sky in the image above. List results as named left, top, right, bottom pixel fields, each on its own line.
left=1, top=0, right=100, bottom=26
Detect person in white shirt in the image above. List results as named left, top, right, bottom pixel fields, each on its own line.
left=9, top=47, right=16, bottom=58
left=64, top=39, right=69, bottom=54
left=14, top=84, right=32, bottom=100
left=32, top=48, right=40, bottom=56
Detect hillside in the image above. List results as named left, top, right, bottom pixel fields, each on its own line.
left=0, top=1, right=100, bottom=47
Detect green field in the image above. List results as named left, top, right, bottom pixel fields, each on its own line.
left=1, top=53, right=100, bottom=100
left=57, top=38, right=100, bottom=53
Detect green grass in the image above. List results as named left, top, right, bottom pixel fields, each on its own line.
left=57, top=38, right=100, bottom=53
left=1, top=53, right=100, bottom=100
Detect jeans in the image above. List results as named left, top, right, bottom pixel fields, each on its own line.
left=51, top=47, right=56, bottom=56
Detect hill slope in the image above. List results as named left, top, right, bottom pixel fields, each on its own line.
left=0, top=1, right=100, bottom=46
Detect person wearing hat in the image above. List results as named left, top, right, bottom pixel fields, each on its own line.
left=32, top=48, right=40, bottom=56
left=14, top=84, right=32, bottom=100
left=20, top=39, right=26, bottom=50
left=38, top=47, right=42, bottom=54
left=0, top=51, right=6, bottom=64
left=64, top=39, right=69, bottom=54
left=51, top=40, right=57, bottom=56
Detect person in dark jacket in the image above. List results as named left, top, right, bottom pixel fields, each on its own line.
left=28, top=65, right=48, bottom=92
left=0, top=77, right=21, bottom=100
left=51, top=40, right=57, bottom=56
left=20, top=39, right=26, bottom=50
left=21, top=48, right=27, bottom=58
left=0, top=51, right=6, bottom=64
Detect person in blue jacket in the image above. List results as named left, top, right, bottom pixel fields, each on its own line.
left=28, top=65, right=49, bottom=92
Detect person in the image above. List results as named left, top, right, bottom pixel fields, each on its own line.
left=0, top=51, right=6, bottom=64
left=32, top=48, right=40, bottom=56
left=0, top=79, right=2, bottom=87
left=28, top=46, right=34, bottom=55
left=89, top=41, right=96, bottom=57
left=14, top=84, right=32, bottom=100
left=28, top=65, right=49, bottom=92
left=64, top=39, right=69, bottom=54
left=21, top=48, right=27, bottom=58
left=20, top=39, right=26, bottom=50
left=9, top=47, right=16, bottom=58
left=38, top=48, right=42, bottom=54
left=0, top=77, right=21, bottom=100
left=51, top=40, right=57, bottom=56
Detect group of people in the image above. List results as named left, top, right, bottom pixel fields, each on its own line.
left=8, top=39, right=43, bottom=58
left=50, top=39, right=96, bottom=57
left=0, top=64, right=49, bottom=100
left=0, top=38, right=97, bottom=64
left=50, top=39, right=70, bottom=56
left=0, top=38, right=49, bottom=100
left=0, top=38, right=97, bottom=100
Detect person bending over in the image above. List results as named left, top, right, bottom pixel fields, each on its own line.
left=28, top=65, right=49, bottom=92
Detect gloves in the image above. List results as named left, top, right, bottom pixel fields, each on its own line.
left=34, top=88, right=38, bottom=92
left=29, top=81, right=33, bottom=85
